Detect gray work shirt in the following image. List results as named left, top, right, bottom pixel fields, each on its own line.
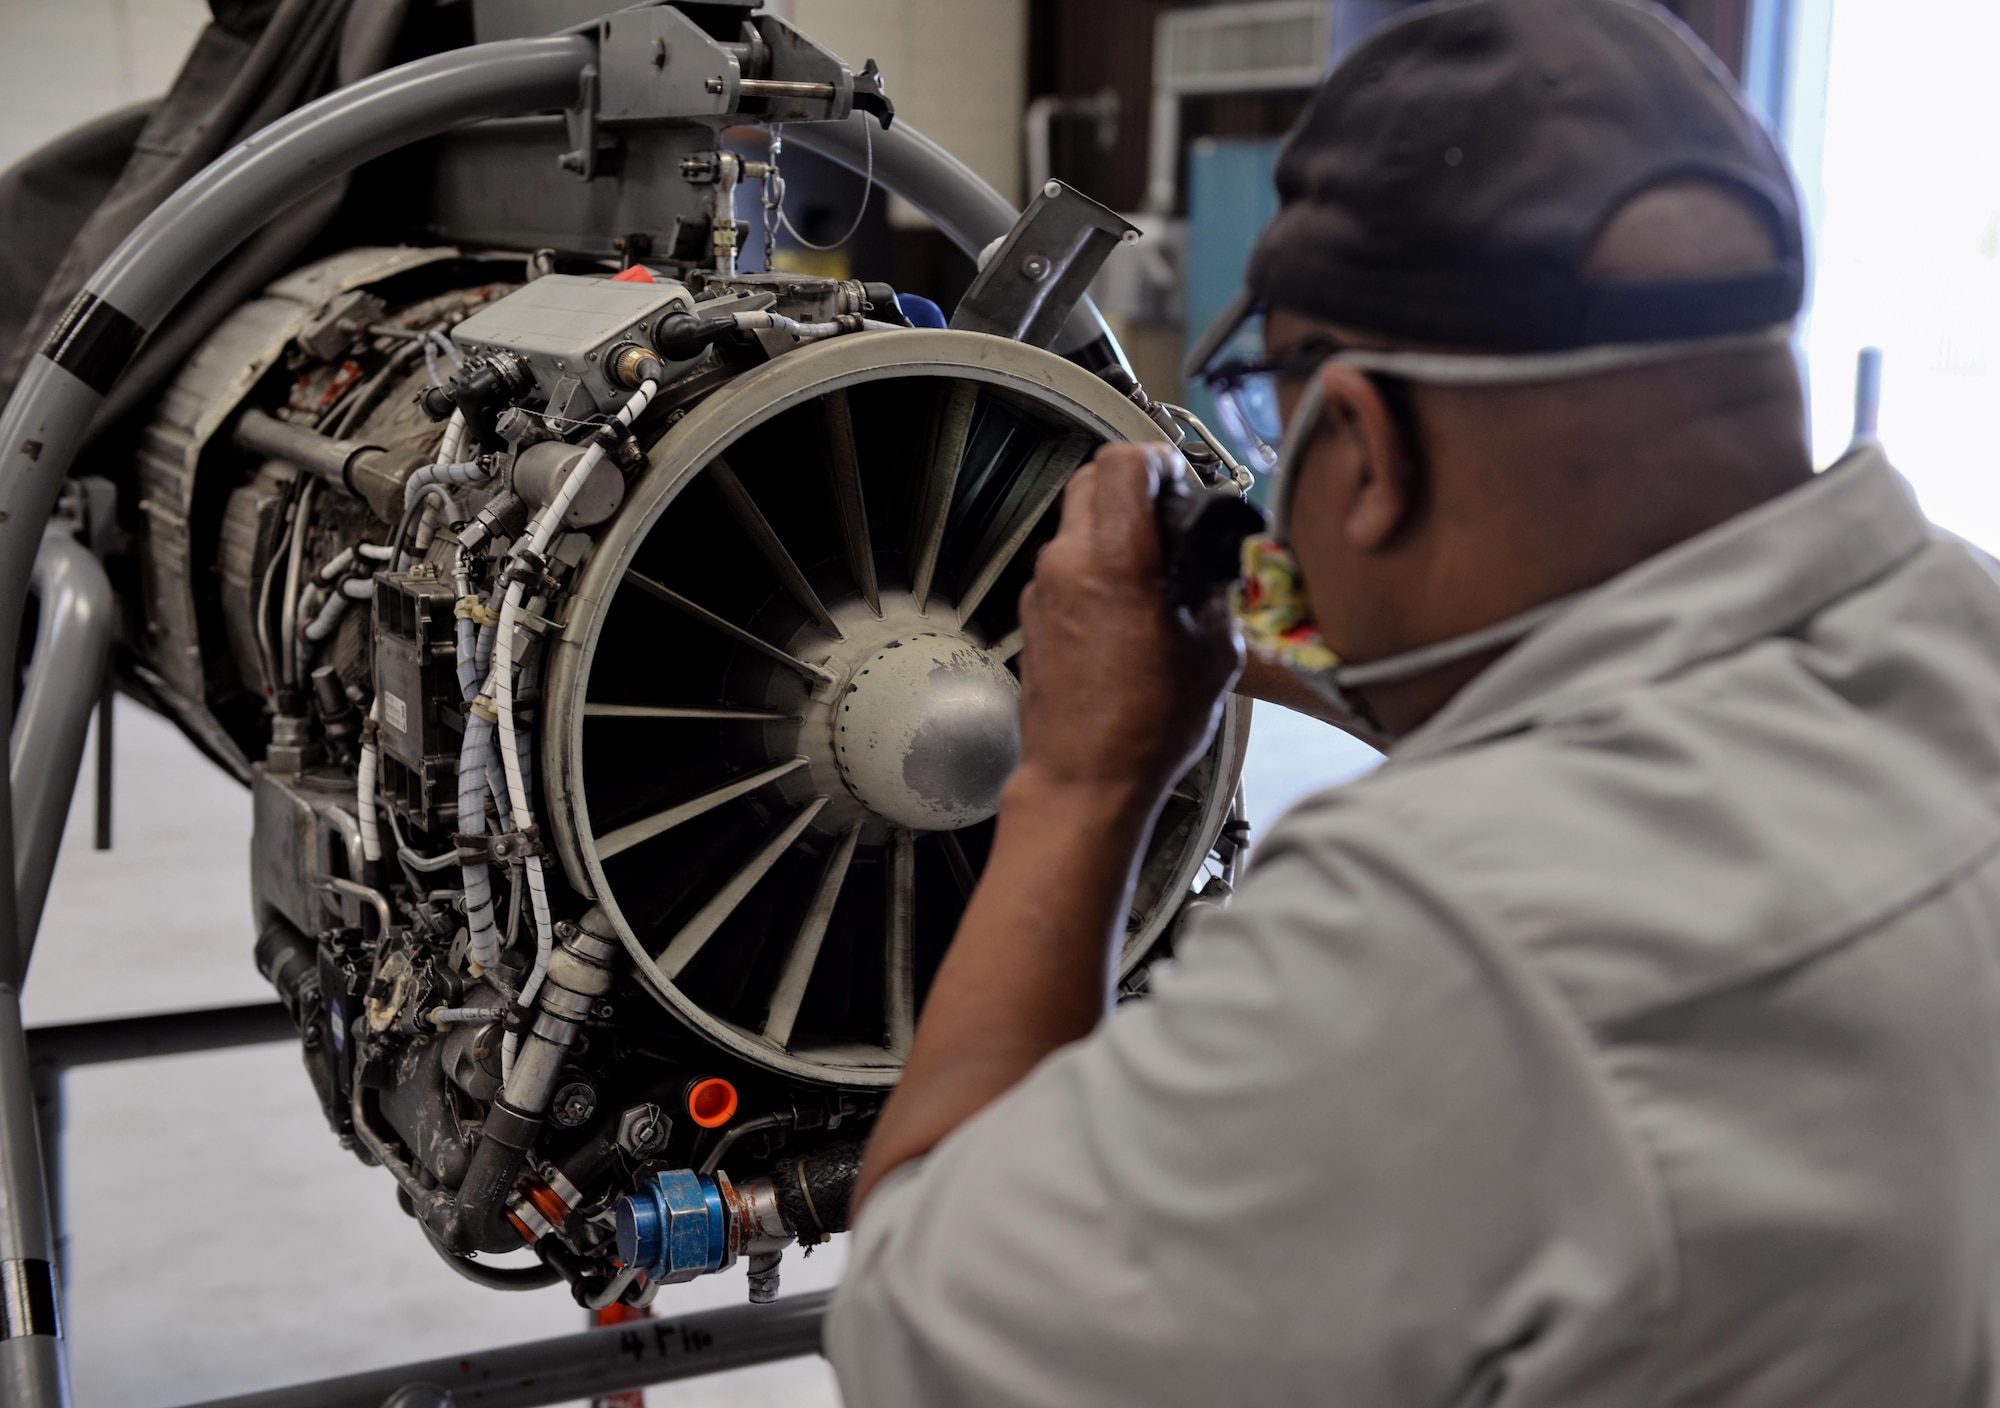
left=826, top=447, right=2000, bottom=1407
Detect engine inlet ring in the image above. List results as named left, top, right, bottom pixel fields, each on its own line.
left=545, top=331, right=1249, bottom=1087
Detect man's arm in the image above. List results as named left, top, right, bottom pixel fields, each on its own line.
left=851, top=443, right=1241, bottom=1212
left=1235, top=650, right=1392, bottom=747
left=827, top=792, right=1664, bottom=1408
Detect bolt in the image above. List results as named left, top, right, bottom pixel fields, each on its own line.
left=1020, top=254, right=1050, bottom=282
left=652, top=36, right=668, bottom=70
left=551, top=1079, right=598, bottom=1128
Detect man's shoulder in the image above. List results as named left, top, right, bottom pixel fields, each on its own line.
left=1260, top=652, right=2000, bottom=1028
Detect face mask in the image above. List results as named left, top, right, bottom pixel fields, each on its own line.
left=1227, top=326, right=1791, bottom=737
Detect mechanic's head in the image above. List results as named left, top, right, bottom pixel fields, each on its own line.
left=1197, top=0, right=1813, bottom=736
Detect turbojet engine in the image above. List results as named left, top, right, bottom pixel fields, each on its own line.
left=94, top=0, right=1250, bottom=1308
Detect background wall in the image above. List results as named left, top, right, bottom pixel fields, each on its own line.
left=0, top=0, right=210, bottom=173
left=1797, top=0, right=1999, bottom=547
left=776, top=0, right=1029, bottom=221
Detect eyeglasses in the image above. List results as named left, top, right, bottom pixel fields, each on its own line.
left=1198, top=341, right=1364, bottom=470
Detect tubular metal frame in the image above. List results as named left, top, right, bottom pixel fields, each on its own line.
left=0, top=17, right=1126, bottom=1403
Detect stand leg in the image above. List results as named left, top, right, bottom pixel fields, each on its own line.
left=92, top=685, right=112, bottom=853
left=0, top=985, right=69, bottom=1406
left=29, top=1057, right=63, bottom=1312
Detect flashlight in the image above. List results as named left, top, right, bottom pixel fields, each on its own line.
left=1155, top=472, right=1267, bottom=610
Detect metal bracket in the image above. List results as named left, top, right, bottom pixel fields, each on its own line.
left=949, top=180, right=1138, bottom=349
left=852, top=57, right=895, bottom=129
left=452, top=826, right=544, bottom=863
left=559, top=64, right=600, bottom=179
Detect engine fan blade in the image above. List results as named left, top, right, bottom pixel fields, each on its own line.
left=658, top=796, right=831, bottom=978
left=594, top=757, right=809, bottom=861
left=763, top=822, right=863, bottom=1049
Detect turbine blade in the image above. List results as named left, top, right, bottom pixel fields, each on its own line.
left=954, top=431, right=1094, bottom=621
left=911, top=380, right=978, bottom=611
left=707, top=456, right=844, bottom=638
left=594, top=758, right=809, bottom=861
left=885, top=826, right=918, bottom=1056
left=584, top=703, right=793, bottom=721
left=763, top=823, right=863, bottom=1048
left=823, top=389, right=880, bottom=616
left=937, top=830, right=978, bottom=903
left=657, top=797, right=831, bottom=979
left=625, top=570, right=834, bottom=685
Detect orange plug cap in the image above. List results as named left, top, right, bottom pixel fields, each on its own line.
left=686, top=1077, right=738, bottom=1128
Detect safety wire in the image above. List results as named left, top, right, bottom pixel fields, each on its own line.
left=773, top=121, right=873, bottom=253
left=492, top=377, right=659, bottom=1085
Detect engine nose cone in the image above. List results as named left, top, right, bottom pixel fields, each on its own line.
left=835, top=633, right=1020, bottom=831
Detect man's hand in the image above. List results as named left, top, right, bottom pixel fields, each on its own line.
left=1015, top=442, right=1244, bottom=811
left=850, top=443, right=1242, bottom=1214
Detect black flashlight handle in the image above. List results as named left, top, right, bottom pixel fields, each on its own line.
left=1155, top=477, right=1267, bottom=610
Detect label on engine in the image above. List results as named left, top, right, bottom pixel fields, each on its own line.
left=383, top=691, right=408, bottom=733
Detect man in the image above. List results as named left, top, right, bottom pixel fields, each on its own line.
left=827, top=0, right=2000, bottom=1402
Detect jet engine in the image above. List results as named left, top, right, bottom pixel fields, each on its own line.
left=58, top=0, right=1251, bottom=1309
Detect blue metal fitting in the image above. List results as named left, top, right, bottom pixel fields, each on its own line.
left=614, top=1170, right=729, bottom=1284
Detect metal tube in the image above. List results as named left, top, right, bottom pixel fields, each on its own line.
left=0, top=986, right=67, bottom=1407
left=781, top=114, right=1125, bottom=363
left=1851, top=345, right=1882, bottom=447
left=23, top=1002, right=294, bottom=1070
left=13, top=527, right=114, bottom=948
left=173, top=1291, right=829, bottom=1408
left=91, top=680, right=111, bottom=852
left=233, top=408, right=381, bottom=491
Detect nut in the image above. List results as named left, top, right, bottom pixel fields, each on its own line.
left=614, top=1170, right=724, bottom=1284
left=617, top=1102, right=671, bottom=1156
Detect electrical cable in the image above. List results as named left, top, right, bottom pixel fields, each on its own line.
left=492, top=376, right=657, bottom=1090
left=280, top=478, right=317, bottom=691
left=420, top=1220, right=560, bottom=1291
left=357, top=697, right=382, bottom=864
left=253, top=474, right=302, bottom=700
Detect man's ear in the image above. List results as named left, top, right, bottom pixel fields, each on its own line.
left=1298, top=363, right=1417, bottom=552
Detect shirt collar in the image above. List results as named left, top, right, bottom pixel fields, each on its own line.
left=1391, top=446, right=1933, bottom=765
